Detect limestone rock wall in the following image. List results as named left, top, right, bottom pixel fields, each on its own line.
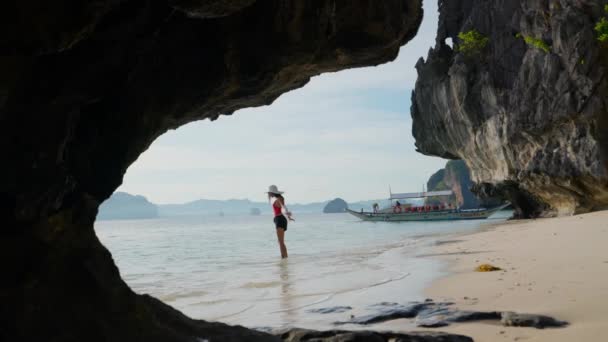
left=426, top=160, right=501, bottom=209
left=412, top=0, right=608, bottom=217
left=0, top=1, right=423, bottom=341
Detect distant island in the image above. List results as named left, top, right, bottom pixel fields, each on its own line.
left=158, top=198, right=336, bottom=216
left=323, top=198, right=348, bottom=213
left=250, top=208, right=261, bottom=216
left=96, top=192, right=405, bottom=220
left=97, top=192, right=158, bottom=220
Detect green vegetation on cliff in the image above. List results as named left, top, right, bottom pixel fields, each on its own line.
left=597, top=18, right=608, bottom=42
left=456, top=30, right=489, bottom=57
left=595, top=18, right=608, bottom=42
left=523, top=35, right=551, bottom=53
left=595, top=5, right=608, bottom=42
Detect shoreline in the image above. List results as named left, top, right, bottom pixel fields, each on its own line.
left=414, top=211, right=608, bottom=341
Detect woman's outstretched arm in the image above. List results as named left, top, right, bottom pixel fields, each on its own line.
left=279, top=198, right=295, bottom=221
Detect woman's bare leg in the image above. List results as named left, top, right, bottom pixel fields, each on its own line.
left=276, top=228, right=288, bottom=258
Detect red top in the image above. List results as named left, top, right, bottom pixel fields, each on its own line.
left=272, top=200, right=282, bottom=217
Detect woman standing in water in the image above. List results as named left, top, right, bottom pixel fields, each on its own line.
left=267, top=185, right=294, bottom=258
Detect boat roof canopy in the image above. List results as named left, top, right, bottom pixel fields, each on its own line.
left=390, top=190, right=453, bottom=200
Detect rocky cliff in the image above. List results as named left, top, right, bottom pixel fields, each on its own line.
left=412, top=0, right=608, bottom=218
left=1, top=1, right=428, bottom=341
left=426, top=160, right=482, bottom=209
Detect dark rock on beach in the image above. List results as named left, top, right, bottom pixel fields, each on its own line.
left=411, top=0, right=608, bottom=217
left=335, top=302, right=436, bottom=325
left=500, top=311, right=568, bottom=329
left=278, top=328, right=473, bottom=342
left=308, top=306, right=353, bottom=314
left=334, top=300, right=566, bottom=330
left=0, top=1, right=425, bottom=341
left=416, top=309, right=501, bottom=328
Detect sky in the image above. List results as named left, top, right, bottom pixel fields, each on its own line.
left=117, top=1, right=446, bottom=205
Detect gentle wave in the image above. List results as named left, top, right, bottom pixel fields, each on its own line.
left=241, top=281, right=282, bottom=289
left=266, top=272, right=411, bottom=313
left=161, top=289, right=209, bottom=302
left=211, top=303, right=257, bottom=320
left=96, top=212, right=511, bottom=328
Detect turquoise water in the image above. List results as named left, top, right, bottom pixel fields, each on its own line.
left=95, top=211, right=511, bottom=330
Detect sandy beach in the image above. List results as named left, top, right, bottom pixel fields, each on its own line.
left=416, top=211, right=608, bottom=341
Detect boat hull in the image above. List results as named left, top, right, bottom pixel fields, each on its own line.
left=346, top=204, right=510, bottom=222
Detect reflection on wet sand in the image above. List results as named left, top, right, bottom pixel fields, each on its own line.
left=279, top=259, right=297, bottom=325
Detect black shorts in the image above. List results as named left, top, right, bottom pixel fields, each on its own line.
left=274, top=215, right=288, bottom=231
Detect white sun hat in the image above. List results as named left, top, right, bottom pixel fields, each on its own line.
left=266, top=185, right=284, bottom=194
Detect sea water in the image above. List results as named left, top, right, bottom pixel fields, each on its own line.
left=95, top=211, right=511, bottom=330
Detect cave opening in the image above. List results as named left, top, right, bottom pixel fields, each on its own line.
left=94, top=52, right=448, bottom=329
left=8, top=0, right=586, bottom=339
left=92, top=0, right=449, bottom=331
left=4, top=0, right=605, bottom=339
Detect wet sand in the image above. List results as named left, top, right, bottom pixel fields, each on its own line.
left=416, top=211, right=608, bottom=341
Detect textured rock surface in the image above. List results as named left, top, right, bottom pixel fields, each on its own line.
left=426, top=160, right=502, bottom=209
left=307, top=306, right=353, bottom=314
left=0, top=1, right=423, bottom=341
left=333, top=300, right=566, bottom=330
left=335, top=301, right=434, bottom=325
left=411, top=0, right=608, bottom=217
left=278, top=328, right=473, bottom=342
left=500, top=311, right=568, bottom=329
